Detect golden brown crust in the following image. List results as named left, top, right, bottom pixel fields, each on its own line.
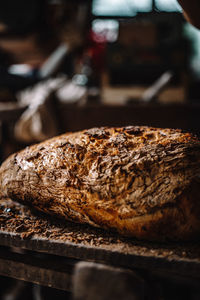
left=1, top=126, right=200, bottom=241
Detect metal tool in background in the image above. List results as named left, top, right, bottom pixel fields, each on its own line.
left=140, top=70, right=174, bottom=103
left=127, top=70, right=174, bottom=104
left=38, top=44, right=69, bottom=80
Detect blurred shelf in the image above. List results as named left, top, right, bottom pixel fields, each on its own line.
left=0, top=102, right=27, bottom=121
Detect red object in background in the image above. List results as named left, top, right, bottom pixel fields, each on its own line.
left=85, top=29, right=107, bottom=73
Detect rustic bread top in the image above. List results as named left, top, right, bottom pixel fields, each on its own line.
left=1, top=126, right=200, bottom=241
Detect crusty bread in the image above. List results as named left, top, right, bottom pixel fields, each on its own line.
left=1, top=126, right=200, bottom=241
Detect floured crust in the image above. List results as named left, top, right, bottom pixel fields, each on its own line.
left=1, top=126, right=200, bottom=241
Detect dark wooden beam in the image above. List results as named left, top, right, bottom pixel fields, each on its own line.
left=0, top=246, right=74, bottom=291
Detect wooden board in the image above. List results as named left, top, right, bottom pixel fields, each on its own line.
left=0, top=199, right=200, bottom=279
left=0, top=246, right=73, bottom=291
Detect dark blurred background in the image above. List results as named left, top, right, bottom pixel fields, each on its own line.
left=0, top=1, right=200, bottom=299
left=0, top=0, right=200, bottom=158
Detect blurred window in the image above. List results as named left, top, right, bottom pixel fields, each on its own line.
left=92, top=0, right=152, bottom=17
left=92, top=0, right=182, bottom=16
left=155, top=0, right=182, bottom=12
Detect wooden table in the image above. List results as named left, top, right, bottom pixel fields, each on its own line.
left=0, top=199, right=200, bottom=299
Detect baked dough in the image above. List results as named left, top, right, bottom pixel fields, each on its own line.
left=1, top=126, right=200, bottom=241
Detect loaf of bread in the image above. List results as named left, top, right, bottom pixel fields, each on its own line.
left=1, top=126, right=200, bottom=241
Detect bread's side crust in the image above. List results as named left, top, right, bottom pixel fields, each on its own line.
left=7, top=180, right=200, bottom=241
left=1, top=126, right=200, bottom=241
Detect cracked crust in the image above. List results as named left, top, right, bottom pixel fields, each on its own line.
left=1, top=126, right=200, bottom=241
